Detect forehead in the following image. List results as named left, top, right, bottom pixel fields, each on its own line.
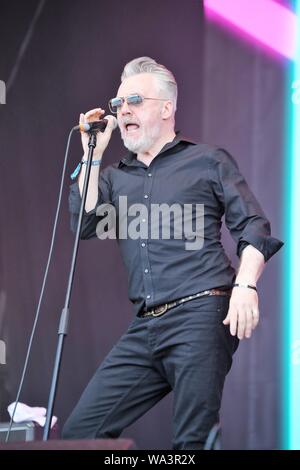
left=117, top=73, right=159, bottom=97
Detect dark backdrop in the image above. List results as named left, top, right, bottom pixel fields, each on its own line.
left=0, top=0, right=284, bottom=449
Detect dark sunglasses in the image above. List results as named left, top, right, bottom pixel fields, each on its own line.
left=108, top=93, right=168, bottom=114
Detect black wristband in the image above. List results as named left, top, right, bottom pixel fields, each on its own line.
left=232, top=283, right=257, bottom=292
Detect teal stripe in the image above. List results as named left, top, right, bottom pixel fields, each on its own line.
left=283, top=0, right=300, bottom=450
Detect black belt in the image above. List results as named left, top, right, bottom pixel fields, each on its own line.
left=140, top=289, right=231, bottom=318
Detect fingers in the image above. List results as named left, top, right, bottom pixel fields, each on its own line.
left=223, top=307, right=238, bottom=337
left=237, top=312, right=247, bottom=340
left=233, top=310, right=254, bottom=339
left=79, top=108, right=105, bottom=126
left=223, top=289, right=260, bottom=340
left=229, top=309, right=238, bottom=337
left=85, top=108, right=105, bottom=121
left=239, top=308, right=259, bottom=339
left=78, top=107, right=116, bottom=157
left=251, top=308, right=260, bottom=329
left=79, top=109, right=116, bottom=136
left=244, top=309, right=253, bottom=339
left=105, top=114, right=118, bottom=131
left=223, top=304, right=260, bottom=340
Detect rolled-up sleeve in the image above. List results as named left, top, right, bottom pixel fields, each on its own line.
left=68, top=168, right=112, bottom=239
left=210, top=148, right=283, bottom=261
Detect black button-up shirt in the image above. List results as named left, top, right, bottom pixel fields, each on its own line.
left=69, top=134, right=283, bottom=315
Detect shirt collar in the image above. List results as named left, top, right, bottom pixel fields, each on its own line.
left=118, top=131, right=197, bottom=168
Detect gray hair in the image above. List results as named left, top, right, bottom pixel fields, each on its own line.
left=121, top=57, right=178, bottom=112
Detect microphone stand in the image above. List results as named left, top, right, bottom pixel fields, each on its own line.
left=43, top=131, right=98, bottom=440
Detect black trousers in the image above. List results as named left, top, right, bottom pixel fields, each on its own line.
left=62, top=295, right=238, bottom=449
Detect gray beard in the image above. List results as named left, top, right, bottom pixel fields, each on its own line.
left=120, top=123, right=162, bottom=154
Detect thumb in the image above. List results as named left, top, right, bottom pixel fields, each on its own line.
left=223, top=314, right=230, bottom=325
left=79, top=113, right=85, bottom=134
left=79, top=113, right=85, bottom=126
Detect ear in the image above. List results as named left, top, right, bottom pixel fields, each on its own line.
left=161, top=100, right=173, bottom=120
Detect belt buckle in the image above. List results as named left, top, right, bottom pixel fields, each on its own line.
left=153, top=304, right=168, bottom=317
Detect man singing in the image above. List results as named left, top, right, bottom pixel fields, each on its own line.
left=62, top=57, right=283, bottom=449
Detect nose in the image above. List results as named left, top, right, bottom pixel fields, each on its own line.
left=119, top=99, right=132, bottom=115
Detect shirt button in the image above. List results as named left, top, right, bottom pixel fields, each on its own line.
left=144, top=269, right=149, bottom=273
left=141, top=242, right=146, bottom=247
left=142, top=218, right=146, bottom=223
left=146, top=295, right=151, bottom=299
left=148, top=173, right=152, bottom=177
left=144, top=194, right=149, bottom=199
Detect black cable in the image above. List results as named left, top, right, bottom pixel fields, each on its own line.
left=5, top=127, right=76, bottom=442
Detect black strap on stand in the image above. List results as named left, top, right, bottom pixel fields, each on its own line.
left=43, top=131, right=99, bottom=440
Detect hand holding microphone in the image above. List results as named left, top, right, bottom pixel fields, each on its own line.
left=78, top=108, right=117, bottom=158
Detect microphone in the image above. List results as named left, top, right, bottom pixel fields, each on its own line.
left=73, top=115, right=118, bottom=133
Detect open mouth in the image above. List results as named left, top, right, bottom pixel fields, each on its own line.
left=125, top=123, right=140, bottom=133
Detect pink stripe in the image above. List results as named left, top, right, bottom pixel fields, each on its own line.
left=204, top=0, right=297, bottom=60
